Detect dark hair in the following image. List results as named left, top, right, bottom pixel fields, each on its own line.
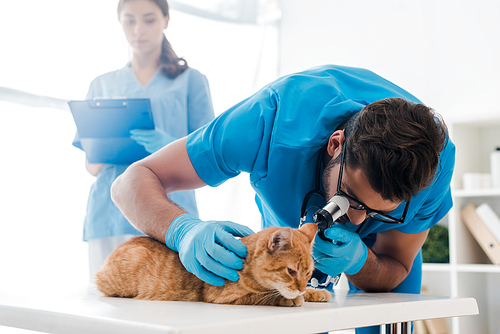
left=117, top=0, right=188, bottom=79
left=338, top=98, right=449, bottom=202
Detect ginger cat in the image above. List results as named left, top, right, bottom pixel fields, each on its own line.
left=95, top=223, right=331, bottom=307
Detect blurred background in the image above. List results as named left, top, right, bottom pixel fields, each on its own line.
left=1, top=1, right=499, bottom=329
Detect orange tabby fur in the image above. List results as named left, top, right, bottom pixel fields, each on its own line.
left=95, top=223, right=331, bottom=306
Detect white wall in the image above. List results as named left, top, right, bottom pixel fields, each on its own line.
left=0, top=2, right=277, bottom=332
left=279, top=0, right=500, bottom=121
left=0, top=0, right=275, bottom=297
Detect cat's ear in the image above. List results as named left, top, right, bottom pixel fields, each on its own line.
left=268, top=228, right=293, bottom=252
left=299, top=223, right=317, bottom=243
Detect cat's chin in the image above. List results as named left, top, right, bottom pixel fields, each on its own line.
left=279, top=289, right=301, bottom=300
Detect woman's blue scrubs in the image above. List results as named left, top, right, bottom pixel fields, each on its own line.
left=73, top=65, right=214, bottom=241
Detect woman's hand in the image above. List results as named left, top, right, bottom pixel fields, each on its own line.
left=130, top=128, right=176, bottom=153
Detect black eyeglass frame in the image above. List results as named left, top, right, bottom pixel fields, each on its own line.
left=336, top=145, right=411, bottom=224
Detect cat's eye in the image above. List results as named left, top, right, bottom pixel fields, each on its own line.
left=287, top=268, right=297, bottom=278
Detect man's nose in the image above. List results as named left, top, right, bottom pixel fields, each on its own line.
left=347, top=208, right=367, bottom=225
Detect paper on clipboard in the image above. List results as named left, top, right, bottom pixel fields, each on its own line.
left=69, top=98, right=154, bottom=164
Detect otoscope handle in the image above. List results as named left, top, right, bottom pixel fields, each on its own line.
left=318, top=228, right=332, bottom=242
left=317, top=229, right=341, bottom=287
left=314, top=208, right=334, bottom=240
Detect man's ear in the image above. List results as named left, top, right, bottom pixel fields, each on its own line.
left=326, top=130, right=346, bottom=158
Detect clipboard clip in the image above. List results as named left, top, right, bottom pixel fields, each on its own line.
left=88, top=98, right=129, bottom=109
left=96, top=101, right=128, bottom=107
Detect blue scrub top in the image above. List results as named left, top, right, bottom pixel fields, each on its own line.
left=74, top=65, right=214, bottom=241
left=186, top=64, right=453, bottom=333
left=187, top=65, right=454, bottom=237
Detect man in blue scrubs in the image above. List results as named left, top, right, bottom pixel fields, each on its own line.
left=111, top=65, right=454, bottom=333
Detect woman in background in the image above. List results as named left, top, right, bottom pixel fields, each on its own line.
left=73, top=0, right=214, bottom=281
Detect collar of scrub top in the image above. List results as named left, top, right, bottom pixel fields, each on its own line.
left=300, top=144, right=369, bottom=234
left=301, top=143, right=369, bottom=289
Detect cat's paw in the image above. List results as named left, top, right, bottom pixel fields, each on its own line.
left=304, top=287, right=331, bottom=302
left=278, top=295, right=304, bottom=307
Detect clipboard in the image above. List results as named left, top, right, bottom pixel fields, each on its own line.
left=69, top=98, right=154, bottom=164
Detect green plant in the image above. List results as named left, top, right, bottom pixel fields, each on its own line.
left=422, top=224, right=449, bottom=263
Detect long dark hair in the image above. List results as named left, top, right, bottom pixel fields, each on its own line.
left=117, top=0, right=189, bottom=79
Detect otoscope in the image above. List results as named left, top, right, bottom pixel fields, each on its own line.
left=313, top=195, right=349, bottom=241
left=309, top=195, right=350, bottom=288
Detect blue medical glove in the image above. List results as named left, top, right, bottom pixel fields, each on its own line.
left=165, top=214, right=255, bottom=286
left=312, top=224, right=368, bottom=276
left=130, top=128, right=176, bottom=153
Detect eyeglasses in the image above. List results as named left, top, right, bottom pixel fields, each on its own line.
left=336, top=146, right=410, bottom=224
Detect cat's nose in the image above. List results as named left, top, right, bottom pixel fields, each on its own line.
left=299, top=287, right=307, bottom=295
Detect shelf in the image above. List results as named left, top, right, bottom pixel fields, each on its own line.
left=453, top=188, right=500, bottom=198
left=440, top=117, right=500, bottom=333
left=456, top=264, right=500, bottom=273
left=423, top=263, right=500, bottom=273
left=422, top=263, right=450, bottom=272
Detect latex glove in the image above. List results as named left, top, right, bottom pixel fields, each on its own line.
left=130, top=128, right=176, bottom=153
left=165, top=214, right=255, bottom=286
left=312, top=224, right=368, bottom=276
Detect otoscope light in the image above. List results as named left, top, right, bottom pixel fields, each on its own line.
left=313, top=195, right=349, bottom=241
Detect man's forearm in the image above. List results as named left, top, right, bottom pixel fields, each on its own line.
left=111, top=164, right=186, bottom=243
left=346, top=248, right=410, bottom=292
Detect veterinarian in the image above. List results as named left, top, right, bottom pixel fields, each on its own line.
left=73, top=0, right=214, bottom=280
left=111, top=64, right=454, bottom=334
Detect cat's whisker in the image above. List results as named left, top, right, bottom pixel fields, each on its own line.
left=255, top=293, right=268, bottom=305
left=255, top=289, right=281, bottom=305
left=258, top=292, right=273, bottom=305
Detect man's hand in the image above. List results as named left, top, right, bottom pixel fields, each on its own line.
left=130, top=128, right=176, bottom=153
left=165, top=214, right=255, bottom=286
left=312, top=224, right=368, bottom=277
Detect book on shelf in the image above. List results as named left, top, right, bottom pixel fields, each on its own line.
left=475, top=203, right=500, bottom=243
left=413, top=320, right=428, bottom=334
left=413, top=314, right=448, bottom=333
left=423, top=318, right=448, bottom=334
left=418, top=287, right=448, bottom=333
left=461, top=204, right=500, bottom=265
